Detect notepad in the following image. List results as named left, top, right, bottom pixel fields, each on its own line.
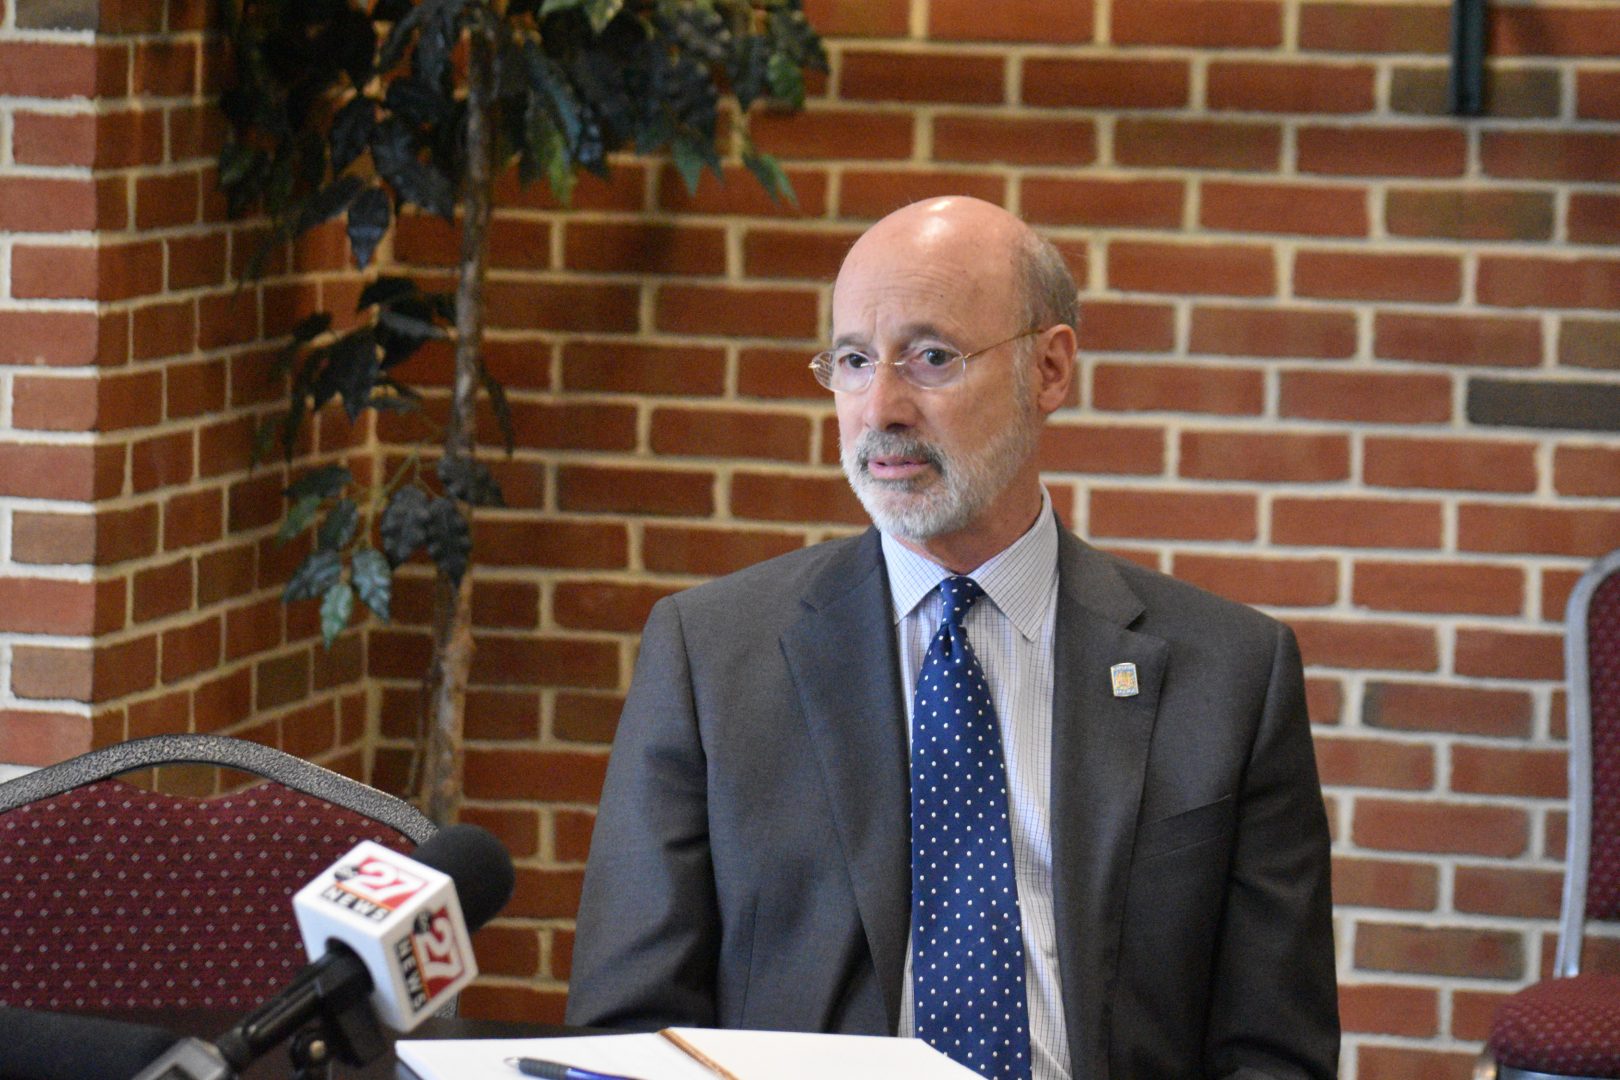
left=396, top=1026, right=984, bottom=1080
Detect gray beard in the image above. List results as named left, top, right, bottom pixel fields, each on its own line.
left=840, top=419, right=1038, bottom=542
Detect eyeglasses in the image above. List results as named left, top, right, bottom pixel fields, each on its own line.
left=808, top=327, right=1046, bottom=393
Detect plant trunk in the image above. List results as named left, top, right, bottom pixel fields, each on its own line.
left=421, top=7, right=497, bottom=827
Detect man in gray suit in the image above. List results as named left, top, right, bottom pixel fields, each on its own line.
left=566, top=197, right=1338, bottom=1079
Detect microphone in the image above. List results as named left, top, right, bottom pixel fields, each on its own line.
left=0, top=1007, right=183, bottom=1080
left=133, top=823, right=515, bottom=1079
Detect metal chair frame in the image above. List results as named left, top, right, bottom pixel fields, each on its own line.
left=1476, top=548, right=1620, bottom=1080
left=0, top=732, right=434, bottom=845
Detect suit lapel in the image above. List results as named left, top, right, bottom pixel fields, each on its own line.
left=1049, top=533, right=1167, bottom=1079
left=779, top=529, right=911, bottom=1033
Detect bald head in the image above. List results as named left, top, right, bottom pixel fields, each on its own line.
left=836, top=197, right=1078, bottom=333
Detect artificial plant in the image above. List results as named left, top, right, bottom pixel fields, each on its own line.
left=217, top=0, right=826, bottom=823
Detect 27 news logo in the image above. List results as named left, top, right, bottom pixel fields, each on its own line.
left=393, top=907, right=466, bottom=1009
left=323, top=855, right=428, bottom=922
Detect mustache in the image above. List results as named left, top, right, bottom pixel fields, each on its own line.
left=853, top=431, right=944, bottom=473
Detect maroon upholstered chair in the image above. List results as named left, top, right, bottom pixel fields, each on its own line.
left=0, top=734, right=434, bottom=1014
left=1477, top=549, right=1620, bottom=1080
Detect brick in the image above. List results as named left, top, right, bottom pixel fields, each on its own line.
left=1297, top=124, right=1465, bottom=178
left=553, top=582, right=678, bottom=634
left=1207, top=61, right=1375, bottom=114
left=1171, top=553, right=1338, bottom=608
left=1180, top=430, right=1348, bottom=483
left=642, top=525, right=805, bottom=577
left=0, top=443, right=124, bottom=501
left=1459, top=502, right=1620, bottom=558
left=1273, top=496, right=1443, bottom=550
left=1022, top=57, right=1189, bottom=109
left=471, top=925, right=540, bottom=978
left=1290, top=618, right=1438, bottom=672
left=1479, top=256, right=1620, bottom=310
left=1088, top=490, right=1257, bottom=542
left=1469, top=378, right=1620, bottom=433
left=1330, top=855, right=1438, bottom=910
left=468, top=635, right=620, bottom=690
left=1357, top=1047, right=1478, bottom=1080
left=554, top=691, right=625, bottom=743
left=1278, top=370, right=1452, bottom=424
left=466, top=745, right=608, bottom=801
left=1039, top=423, right=1165, bottom=476
left=499, top=401, right=638, bottom=452
left=0, top=310, right=102, bottom=367
left=560, top=342, right=726, bottom=396
left=1114, top=118, right=1281, bottom=172
left=470, top=581, right=539, bottom=630
left=0, top=577, right=116, bottom=636
left=1190, top=306, right=1356, bottom=359
left=485, top=219, right=555, bottom=271
left=1354, top=801, right=1528, bottom=859
left=1492, top=6, right=1620, bottom=57
left=478, top=519, right=627, bottom=570
left=1452, top=744, right=1566, bottom=800
left=1202, top=180, right=1368, bottom=236
left=12, top=110, right=97, bottom=166
left=650, top=407, right=812, bottom=462
left=1556, top=445, right=1620, bottom=496
left=132, top=431, right=195, bottom=493
left=932, top=115, right=1096, bottom=166
left=457, top=984, right=566, bottom=1025
left=657, top=163, right=829, bottom=217
left=738, top=346, right=825, bottom=402
left=193, top=666, right=253, bottom=732
left=164, top=489, right=223, bottom=551
left=749, top=108, right=913, bottom=160
left=802, top=0, right=907, bottom=36
left=1093, top=362, right=1264, bottom=415
left=133, top=171, right=199, bottom=229
left=1353, top=561, right=1524, bottom=616
left=837, top=169, right=1007, bottom=220
left=0, top=710, right=94, bottom=767
left=0, top=176, right=99, bottom=232
left=1076, top=301, right=1176, bottom=354
left=1453, top=866, right=1560, bottom=923
left=1315, top=735, right=1434, bottom=790
left=484, top=281, right=639, bottom=333
left=1108, top=241, right=1273, bottom=297
left=12, top=511, right=94, bottom=565
left=1299, top=4, right=1451, bottom=53
left=1355, top=920, right=1524, bottom=982
left=731, top=472, right=868, bottom=525
left=1392, top=65, right=1562, bottom=120
left=94, top=109, right=166, bottom=169
left=930, top=0, right=1090, bottom=41
left=133, top=300, right=198, bottom=362
left=1293, top=250, right=1460, bottom=303
left=744, top=226, right=861, bottom=281
left=1452, top=990, right=1513, bottom=1043
left=1112, top=0, right=1282, bottom=47
left=1022, top=177, right=1184, bottom=230
left=1339, top=982, right=1439, bottom=1038
left=562, top=221, right=726, bottom=276
left=1385, top=187, right=1554, bottom=242
left=133, top=558, right=194, bottom=624
left=1455, top=628, right=1564, bottom=681
left=841, top=50, right=1004, bottom=105
left=166, top=359, right=227, bottom=420
left=557, top=465, right=713, bottom=517
left=656, top=284, right=819, bottom=339
left=1567, top=192, right=1620, bottom=243
left=1363, top=436, right=1538, bottom=494
left=1578, top=70, right=1620, bottom=120
left=161, top=615, right=222, bottom=684
left=495, top=162, right=648, bottom=213
left=0, top=41, right=101, bottom=97
left=1374, top=312, right=1541, bottom=367
left=1482, top=131, right=1620, bottom=182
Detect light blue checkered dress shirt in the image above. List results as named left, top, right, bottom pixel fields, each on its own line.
left=884, top=490, right=1070, bottom=1080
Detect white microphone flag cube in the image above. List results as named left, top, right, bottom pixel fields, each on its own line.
left=292, top=840, right=478, bottom=1030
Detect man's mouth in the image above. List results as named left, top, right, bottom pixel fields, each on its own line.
left=865, top=453, right=932, bottom=481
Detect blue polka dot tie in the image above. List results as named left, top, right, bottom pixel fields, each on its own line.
left=910, top=575, right=1032, bottom=1080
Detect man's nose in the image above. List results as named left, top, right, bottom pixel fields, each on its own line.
left=860, top=361, right=921, bottom=432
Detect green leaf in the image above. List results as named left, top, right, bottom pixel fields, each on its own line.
left=296, top=174, right=363, bottom=234
left=540, top=0, right=624, bottom=34
left=438, top=454, right=505, bottom=508
left=320, top=579, right=355, bottom=647
left=331, top=96, right=377, bottom=175
left=765, top=51, right=803, bottom=107
left=741, top=146, right=797, bottom=207
left=358, top=275, right=416, bottom=310
left=380, top=484, right=432, bottom=566
left=481, top=365, right=515, bottom=456
left=317, top=497, right=359, bottom=551
left=277, top=493, right=324, bottom=545
left=291, top=312, right=333, bottom=345
left=285, top=549, right=343, bottom=602
left=219, top=140, right=263, bottom=190
left=671, top=135, right=708, bottom=195
left=352, top=547, right=392, bottom=621
left=347, top=186, right=390, bottom=270
left=378, top=307, right=448, bottom=341
left=251, top=413, right=282, bottom=467
left=328, top=327, right=381, bottom=422
left=286, top=464, right=353, bottom=501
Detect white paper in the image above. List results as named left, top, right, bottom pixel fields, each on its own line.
left=396, top=1027, right=983, bottom=1080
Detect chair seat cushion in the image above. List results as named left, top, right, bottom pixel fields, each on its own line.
left=1490, top=973, right=1620, bottom=1077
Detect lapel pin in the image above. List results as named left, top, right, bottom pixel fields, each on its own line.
left=1110, top=662, right=1139, bottom=698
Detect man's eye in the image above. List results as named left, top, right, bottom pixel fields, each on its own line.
left=835, top=351, right=873, bottom=370
left=915, top=348, right=959, bottom=369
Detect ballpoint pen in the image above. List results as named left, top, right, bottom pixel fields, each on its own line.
left=504, top=1056, right=647, bottom=1080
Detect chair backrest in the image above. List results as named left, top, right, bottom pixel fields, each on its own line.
left=1555, top=548, right=1620, bottom=977
left=0, top=734, right=435, bottom=1012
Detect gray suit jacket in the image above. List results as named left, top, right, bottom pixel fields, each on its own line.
left=566, top=527, right=1338, bottom=1079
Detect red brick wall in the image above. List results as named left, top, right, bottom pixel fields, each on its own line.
left=4, top=1, right=1620, bottom=1075
left=0, top=0, right=371, bottom=789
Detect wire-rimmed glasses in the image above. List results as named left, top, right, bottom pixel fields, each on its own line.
left=808, top=327, right=1045, bottom=393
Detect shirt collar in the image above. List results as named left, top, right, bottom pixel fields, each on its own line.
left=881, top=487, right=1059, bottom=643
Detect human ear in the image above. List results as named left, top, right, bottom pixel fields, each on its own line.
left=1033, top=324, right=1077, bottom=415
